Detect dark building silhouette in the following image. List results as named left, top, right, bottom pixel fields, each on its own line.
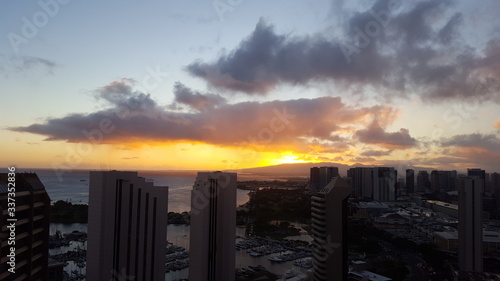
left=417, top=170, right=430, bottom=192
left=310, top=167, right=320, bottom=192
left=430, top=170, right=457, bottom=192
left=406, top=169, right=414, bottom=194
left=310, top=167, right=339, bottom=193
left=492, top=173, right=500, bottom=216
left=311, top=177, right=351, bottom=281
left=319, top=167, right=339, bottom=190
left=373, top=167, right=397, bottom=201
left=468, top=169, right=486, bottom=192
left=0, top=173, right=50, bottom=281
left=458, top=175, right=484, bottom=272
left=347, top=167, right=373, bottom=198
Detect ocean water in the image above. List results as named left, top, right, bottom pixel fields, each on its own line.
left=34, top=168, right=310, bottom=280
left=28, top=169, right=251, bottom=212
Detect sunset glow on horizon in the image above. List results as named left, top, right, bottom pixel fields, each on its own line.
left=1, top=1, right=500, bottom=174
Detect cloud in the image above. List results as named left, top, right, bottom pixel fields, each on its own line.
left=355, top=121, right=418, bottom=149
left=122, top=157, right=139, bottom=160
left=360, top=149, right=392, bottom=157
left=495, top=120, right=500, bottom=129
left=173, top=82, right=226, bottom=111
left=19, top=56, right=57, bottom=73
left=8, top=80, right=398, bottom=152
left=441, top=133, right=500, bottom=151
left=186, top=2, right=500, bottom=103
left=0, top=55, right=58, bottom=78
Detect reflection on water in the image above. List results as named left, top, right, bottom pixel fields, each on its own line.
left=33, top=169, right=251, bottom=213
left=51, top=223, right=311, bottom=281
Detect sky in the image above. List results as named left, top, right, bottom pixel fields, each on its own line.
left=1, top=0, right=500, bottom=174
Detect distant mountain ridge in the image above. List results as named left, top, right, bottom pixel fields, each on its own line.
left=226, top=162, right=439, bottom=178
left=226, top=162, right=351, bottom=177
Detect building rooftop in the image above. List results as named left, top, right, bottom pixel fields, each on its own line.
left=426, top=200, right=458, bottom=210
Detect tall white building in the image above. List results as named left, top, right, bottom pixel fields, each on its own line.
left=86, top=171, right=168, bottom=281
left=311, top=176, right=351, bottom=281
left=189, top=172, right=237, bottom=281
left=458, top=176, right=483, bottom=272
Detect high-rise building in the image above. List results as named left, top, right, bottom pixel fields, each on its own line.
left=348, top=167, right=373, bottom=198
left=310, top=167, right=320, bottom=192
left=0, top=172, right=50, bottom=281
left=311, top=177, right=351, bottom=281
left=430, top=170, right=456, bottom=192
left=416, top=170, right=430, bottom=192
left=492, top=173, right=500, bottom=215
left=492, top=172, right=500, bottom=191
left=318, top=167, right=339, bottom=190
left=373, top=167, right=396, bottom=201
left=86, top=171, right=168, bottom=281
left=458, top=176, right=483, bottom=272
left=485, top=173, right=492, bottom=194
left=468, top=169, right=486, bottom=180
left=406, top=169, right=414, bottom=194
left=189, top=172, right=237, bottom=281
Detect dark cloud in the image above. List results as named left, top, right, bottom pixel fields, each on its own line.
left=355, top=121, right=418, bottom=149
left=8, top=80, right=397, bottom=152
left=186, top=1, right=500, bottom=103
left=360, top=149, right=392, bottom=157
left=173, top=82, right=226, bottom=111
left=438, top=13, right=463, bottom=44
left=441, top=133, right=500, bottom=151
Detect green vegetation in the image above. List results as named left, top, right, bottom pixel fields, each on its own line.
left=168, top=211, right=190, bottom=224
left=50, top=200, right=88, bottom=223
left=248, top=188, right=311, bottom=222
left=245, top=188, right=310, bottom=238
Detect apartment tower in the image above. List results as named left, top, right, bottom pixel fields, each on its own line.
left=311, top=176, right=351, bottom=281
left=458, top=175, right=483, bottom=272
left=0, top=173, right=50, bottom=281
left=86, top=171, right=168, bottom=281
left=373, top=167, right=397, bottom=201
left=189, top=172, right=237, bottom=281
